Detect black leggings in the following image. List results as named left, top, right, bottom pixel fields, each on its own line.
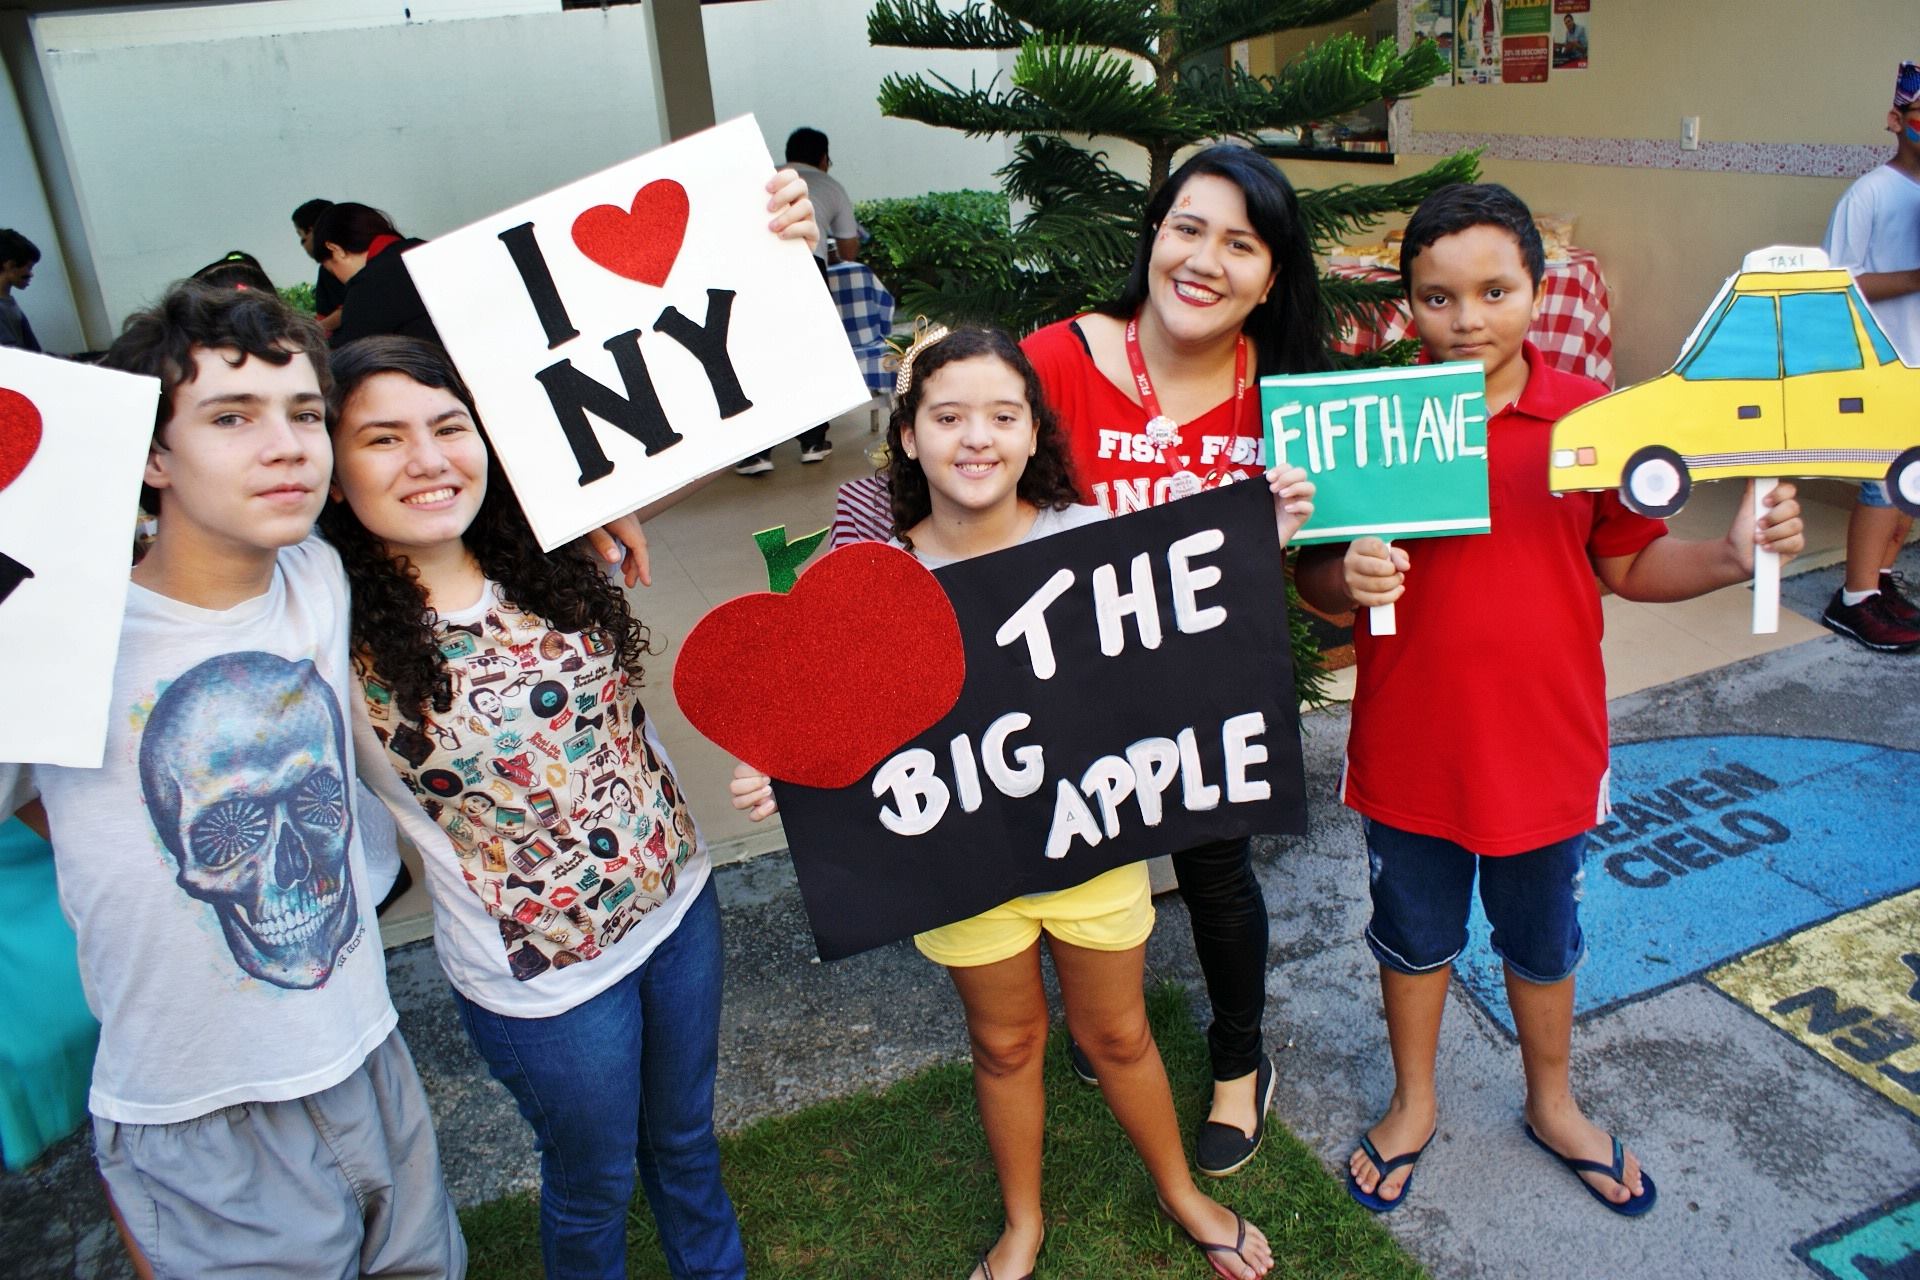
left=1168, top=835, right=1268, bottom=1081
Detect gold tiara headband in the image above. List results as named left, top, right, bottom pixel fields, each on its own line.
left=883, top=316, right=953, bottom=397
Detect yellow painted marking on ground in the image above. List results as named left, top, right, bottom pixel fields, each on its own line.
left=1708, top=889, right=1920, bottom=1119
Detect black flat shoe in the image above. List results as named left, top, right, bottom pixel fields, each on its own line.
left=1195, top=1053, right=1275, bottom=1177
left=1065, top=1036, right=1098, bottom=1086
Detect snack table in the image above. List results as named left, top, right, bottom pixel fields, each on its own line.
left=1330, top=246, right=1615, bottom=388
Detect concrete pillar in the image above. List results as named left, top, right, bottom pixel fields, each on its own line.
left=645, top=0, right=716, bottom=141
left=0, top=14, right=95, bottom=352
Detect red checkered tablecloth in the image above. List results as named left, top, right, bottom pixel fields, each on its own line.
left=1330, top=247, right=1615, bottom=388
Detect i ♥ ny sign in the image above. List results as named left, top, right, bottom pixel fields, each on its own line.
left=0, top=347, right=157, bottom=767
left=404, top=115, right=869, bottom=550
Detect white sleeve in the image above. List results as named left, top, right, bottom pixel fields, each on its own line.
left=0, top=762, right=38, bottom=822
left=825, top=182, right=860, bottom=241
left=1823, top=183, right=1877, bottom=272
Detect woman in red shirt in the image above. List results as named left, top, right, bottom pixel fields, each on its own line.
left=1021, top=143, right=1331, bottom=1177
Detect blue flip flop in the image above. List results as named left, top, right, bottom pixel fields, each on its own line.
left=1524, top=1123, right=1658, bottom=1217
left=1346, top=1130, right=1435, bottom=1213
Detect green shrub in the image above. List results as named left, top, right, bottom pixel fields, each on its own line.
left=278, top=281, right=316, bottom=315
left=854, top=190, right=1011, bottom=320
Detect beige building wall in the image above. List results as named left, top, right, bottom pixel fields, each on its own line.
left=1260, top=0, right=1915, bottom=385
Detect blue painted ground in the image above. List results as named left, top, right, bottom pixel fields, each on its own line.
left=1797, top=1188, right=1920, bottom=1280
left=1457, top=733, right=1920, bottom=1033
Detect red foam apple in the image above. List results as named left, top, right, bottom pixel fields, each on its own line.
left=674, top=543, right=965, bottom=789
left=571, top=179, right=690, bottom=287
left=0, top=386, right=42, bottom=494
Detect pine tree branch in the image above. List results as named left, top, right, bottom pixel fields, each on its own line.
left=1012, top=37, right=1193, bottom=144
left=877, top=69, right=1066, bottom=136
left=992, top=0, right=1160, bottom=59
left=998, top=134, right=1148, bottom=210
left=869, top=0, right=1028, bottom=50
left=1296, top=150, right=1481, bottom=249
left=1178, top=0, right=1379, bottom=57
left=1317, top=271, right=1408, bottom=342
left=1179, top=35, right=1447, bottom=138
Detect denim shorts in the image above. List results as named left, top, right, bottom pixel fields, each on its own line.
left=1363, top=818, right=1587, bottom=984
left=1860, top=480, right=1892, bottom=508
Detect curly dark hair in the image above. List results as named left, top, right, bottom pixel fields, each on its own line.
left=882, top=326, right=1081, bottom=548
left=104, top=281, right=329, bottom=513
left=316, top=336, right=651, bottom=719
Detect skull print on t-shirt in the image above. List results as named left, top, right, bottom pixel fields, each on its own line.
left=138, top=651, right=361, bottom=990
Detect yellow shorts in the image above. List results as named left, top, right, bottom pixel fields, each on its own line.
left=913, top=862, right=1155, bottom=969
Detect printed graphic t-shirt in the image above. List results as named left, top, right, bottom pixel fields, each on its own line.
left=354, top=580, right=709, bottom=1018
left=0, top=539, right=395, bottom=1125
left=1022, top=317, right=1267, bottom=515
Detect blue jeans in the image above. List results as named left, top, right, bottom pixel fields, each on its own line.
left=454, top=877, right=744, bottom=1280
left=1363, top=818, right=1587, bottom=984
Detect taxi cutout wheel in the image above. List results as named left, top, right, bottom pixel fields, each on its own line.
left=1889, top=448, right=1920, bottom=518
left=1622, top=446, right=1691, bottom=518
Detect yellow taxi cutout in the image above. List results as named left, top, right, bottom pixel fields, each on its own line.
left=1548, top=245, right=1920, bottom=634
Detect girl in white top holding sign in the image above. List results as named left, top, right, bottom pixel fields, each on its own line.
left=734, top=326, right=1314, bottom=1280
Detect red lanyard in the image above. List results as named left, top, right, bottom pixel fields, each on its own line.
left=1122, top=314, right=1249, bottom=469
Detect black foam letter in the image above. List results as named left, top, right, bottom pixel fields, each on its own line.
left=534, top=330, right=684, bottom=486
left=498, top=222, right=579, bottom=349
left=653, top=288, right=752, bottom=418
left=0, top=549, right=31, bottom=607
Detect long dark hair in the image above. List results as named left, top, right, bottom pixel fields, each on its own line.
left=1100, top=144, right=1331, bottom=377
left=882, top=326, right=1081, bottom=546
left=310, top=202, right=401, bottom=256
left=317, top=336, right=650, bottom=719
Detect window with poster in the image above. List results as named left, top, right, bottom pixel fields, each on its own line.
left=1237, top=0, right=1399, bottom=165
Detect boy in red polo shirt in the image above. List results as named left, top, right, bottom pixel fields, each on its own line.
left=1296, top=184, right=1805, bottom=1218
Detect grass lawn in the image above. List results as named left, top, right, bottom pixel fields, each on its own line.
left=459, top=983, right=1426, bottom=1279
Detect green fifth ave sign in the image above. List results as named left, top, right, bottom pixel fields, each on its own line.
left=1260, top=361, right=1492, bottom=547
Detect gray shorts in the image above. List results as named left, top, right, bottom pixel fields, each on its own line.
left=94, top=1029, right=466, bottom=1280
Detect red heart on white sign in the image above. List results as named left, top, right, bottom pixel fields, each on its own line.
left=0, top=387, right=42, bottom=494
left=570, top=180, right=690, bottom=287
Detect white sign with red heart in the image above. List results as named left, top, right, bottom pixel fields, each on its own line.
left=0, top=347, right=159, bottom=767
left=403, top=114, right=870, bottom=551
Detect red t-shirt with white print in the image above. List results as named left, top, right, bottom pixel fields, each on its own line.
left=1022, top=317, right=1267, bottom=513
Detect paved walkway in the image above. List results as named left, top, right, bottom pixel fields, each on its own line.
left=4, top=515, right=1917, bottom=1279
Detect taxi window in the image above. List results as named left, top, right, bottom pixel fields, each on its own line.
left=1682, top=295, right=1779, bottom=380
left=1781, top=294, right=1862, bottom=375
left=1848, top=287, right=1902, bottom=364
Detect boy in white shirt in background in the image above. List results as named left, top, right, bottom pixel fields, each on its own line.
left=1819, top=59, right=1920, bottom=652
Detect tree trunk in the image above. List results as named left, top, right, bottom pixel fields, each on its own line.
left=1149, top=0, right=1180, bottom=193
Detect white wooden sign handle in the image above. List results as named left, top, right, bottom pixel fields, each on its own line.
left=1370, top=537, right=1397, bottom=636
left=1752, top=477, right=1780, bottom=635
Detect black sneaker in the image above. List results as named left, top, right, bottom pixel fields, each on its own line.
left=1821, top=588, right=1920, bottom=652
left=1878, top=570, right=1920, bottom=625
